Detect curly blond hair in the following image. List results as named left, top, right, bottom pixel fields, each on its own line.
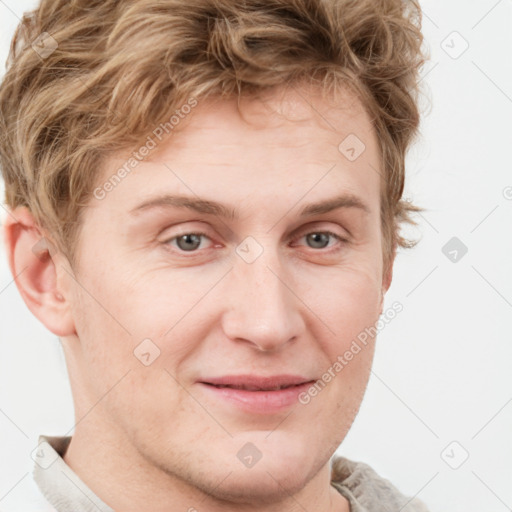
left=0, top=0, right=428, bottom=273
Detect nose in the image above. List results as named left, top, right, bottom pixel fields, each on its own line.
left=220, top=245, right=306, bottom=353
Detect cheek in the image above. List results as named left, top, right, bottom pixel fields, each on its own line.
left=70, top=260, right=210, bottom=377
left=304, top=264, right=382, bottom=346
left=68, top=267, right=195, bottom=431
left=302, top=280, right=378, bottom=435
left=308, top=263, right=381, bottom=421
left=67, top=259, right=153, bottom=389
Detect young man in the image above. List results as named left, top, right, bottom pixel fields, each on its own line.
left=0, top=0, right=430, bottom=510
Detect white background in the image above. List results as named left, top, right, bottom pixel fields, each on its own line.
left=0, top=1, right=511, bottom=511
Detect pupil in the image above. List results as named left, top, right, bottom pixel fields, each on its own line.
left=308, top=233, right=329, bottom=249
left=178, top=234, right=201, bottom=251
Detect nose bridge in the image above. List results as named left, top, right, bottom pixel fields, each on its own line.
left=221, top=237, right=304, bottom=351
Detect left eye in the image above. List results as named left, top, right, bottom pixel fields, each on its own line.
left=298, top=231, right=345, bottom=250
left=166, top=233, right=211, bottom=252
left=163, top=230, right=344, bottom=254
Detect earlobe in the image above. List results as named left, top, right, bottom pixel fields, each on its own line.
left=382, top=264, right=394, bottom=295
left=2, top=206, right=76, bottom=337
left=379, top=245, right=396, bottom=315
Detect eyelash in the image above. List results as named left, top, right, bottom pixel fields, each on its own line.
left=162, top=230, right=348, bottom=255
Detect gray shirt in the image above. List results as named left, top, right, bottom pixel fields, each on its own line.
left=33, top=434, right=430, bottom=511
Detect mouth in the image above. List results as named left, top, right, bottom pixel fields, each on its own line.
left=199, top=374, right=314, bottom=391
left=204, top=383, right=305, bottom=391
left=197, top=375, right=316, bottom=413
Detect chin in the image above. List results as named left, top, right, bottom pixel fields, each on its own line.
left=199, top=463, right=314, bottom=506
left=197, top=439, right=323, bottom=505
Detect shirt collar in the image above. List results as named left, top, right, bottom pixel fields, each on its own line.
left=33, top=434, right=114, bottom=512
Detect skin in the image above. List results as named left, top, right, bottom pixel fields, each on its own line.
left=4, top=84, right=394, bottom=512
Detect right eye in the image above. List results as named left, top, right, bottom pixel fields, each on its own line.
left=162, top=232, right=213, bottom=253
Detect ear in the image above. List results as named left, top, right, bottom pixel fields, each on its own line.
left=2, top=206, right=76, bottom=337
left=379, top=243, right=396, bottom=315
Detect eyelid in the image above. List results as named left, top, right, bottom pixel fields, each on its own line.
left=162, top=230, right=214, bottom=248
left=292, top=222, right=350, bottom=242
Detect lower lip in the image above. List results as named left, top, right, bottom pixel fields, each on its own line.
left=198, top=382, right=314, bottom=414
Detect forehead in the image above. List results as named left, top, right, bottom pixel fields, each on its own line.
left=91, top=84, right=382, bottom=220
left=170, top=85, right=376, bottom=151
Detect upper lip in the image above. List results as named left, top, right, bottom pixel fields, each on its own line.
left=199, top=374, right=315, bottom=391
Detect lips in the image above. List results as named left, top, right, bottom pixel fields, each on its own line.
left=199, top=374, right=314, bottom=391
left=197, top=374, right=316, bottom=413
left=209, top=383, right=298, bottom=391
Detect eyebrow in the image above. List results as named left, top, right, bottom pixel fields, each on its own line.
left=129, top=193, right=370, bottom=219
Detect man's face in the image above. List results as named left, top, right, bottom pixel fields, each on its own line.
left=60, top=86, right=389, bottom=502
